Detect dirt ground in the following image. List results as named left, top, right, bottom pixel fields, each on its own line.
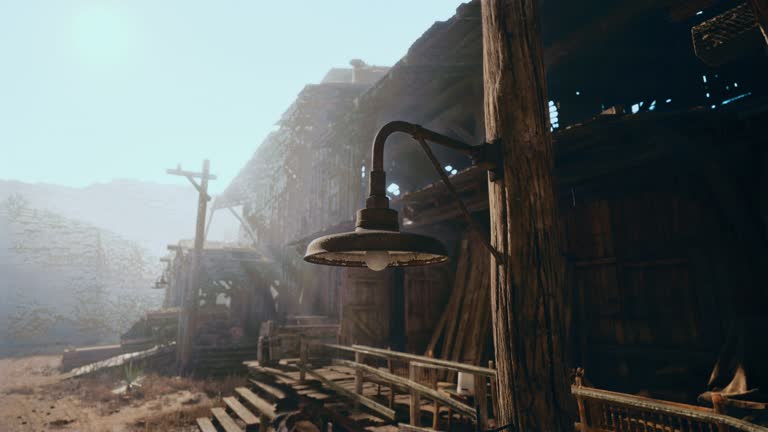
left=0, top=355, right=243, bottom=432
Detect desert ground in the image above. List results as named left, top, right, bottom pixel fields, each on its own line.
left=0, top=355, right=242, bottom=432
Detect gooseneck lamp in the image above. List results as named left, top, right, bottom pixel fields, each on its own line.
left=304, top=121, right=500, bottom=271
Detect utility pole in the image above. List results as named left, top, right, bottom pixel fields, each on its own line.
left=481, top=1, right=572, bottom=431
left=167, top=160, right=216, bottom=373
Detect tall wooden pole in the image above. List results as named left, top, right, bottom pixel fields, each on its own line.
left=481, top=1, right=572, bottom=431
left=168, top=160, right=214, bottom=373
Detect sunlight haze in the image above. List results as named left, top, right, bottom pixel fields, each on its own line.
left=0, top=1, right=459, bottom=193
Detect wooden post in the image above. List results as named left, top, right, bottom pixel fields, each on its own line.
left=473, top=374, right=488, bottom=430
left=354, top=352, right=364, bottom=409
left=299, top=334, right=307, bottom=383
left=410, top=363, right=421, bottom=426
left=432, top=369, right=441, bottom=430
left=574, top=371, right=588, bottom=432
left=488, top=360, right=498, bottom=421
left=481, top=1, right=572, bottom=431
left=388, top=356, right=396, bottom=408
left=354, top=352, right=364, bottom=394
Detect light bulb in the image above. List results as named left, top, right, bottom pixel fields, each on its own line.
left=364, top=250, right=390, bottom=271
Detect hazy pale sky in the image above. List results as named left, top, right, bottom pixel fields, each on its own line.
left=0, top=1, right=459, bottom=193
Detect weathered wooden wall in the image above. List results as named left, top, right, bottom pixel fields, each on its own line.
left=564, top=170, right=724, bottom=401
left=339, top=268, right=392, bottom=346
left=402, top=265, right=453, bottom=353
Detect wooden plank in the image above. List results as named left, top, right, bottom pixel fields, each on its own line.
left=250, top=365, right=297, bottom=383
left=224, top=396, right=260, bottom=429
left=297, top=365, right=396, bottom=420
left=334, top=359, right=476, bottom=420
left=450, top=241, right=479, bottom=364
left=196, top=417, right=217, bottom=432
left=211, top=407, right=242, bottom=432
left=235, top=387, right=277, bottom=421
left=467, top=241, right=491, bottom=365
left=440, top=240, right=470, bottom=361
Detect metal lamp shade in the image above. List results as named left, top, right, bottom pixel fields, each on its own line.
left=304, top=229, right=448, bottom=268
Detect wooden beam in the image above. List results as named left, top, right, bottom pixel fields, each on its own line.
left=166, top=167, right=218, bottom=180
left=333, top=359, right=477, bottom=420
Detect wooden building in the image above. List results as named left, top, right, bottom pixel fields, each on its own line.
left=212, top=0, right=768, bottom=408
left=213, top=61, right=389, bottom=319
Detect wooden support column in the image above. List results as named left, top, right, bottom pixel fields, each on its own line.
left=481, top=1, right=572, bottom=431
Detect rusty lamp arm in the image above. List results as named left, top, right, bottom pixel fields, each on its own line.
left=367, top=121, right=502, bottom=261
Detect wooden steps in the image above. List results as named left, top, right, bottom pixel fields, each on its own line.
left=249, top=379, right=287, bottom=401
left=196, top=417, right=217, bottom=432
left=196, top=360, right=395, bottom=432
left=235, top=387, right=277, bottom=421
left=224, top=396, right=260, bottom=431
left=211, top=407, right=242, bottom=432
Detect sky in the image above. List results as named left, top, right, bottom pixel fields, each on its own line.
left=0, top=1, right=460, bottom=194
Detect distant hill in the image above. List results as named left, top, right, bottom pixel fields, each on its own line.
left=0, top=179, right=240, bottom=257
left=0, top=179, right=241, bottom=356
left=0, top=196, right=163, bottom=356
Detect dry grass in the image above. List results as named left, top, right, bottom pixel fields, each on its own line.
left=45, top=372, right=248, bottom=430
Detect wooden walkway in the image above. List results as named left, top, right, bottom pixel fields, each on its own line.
left=193, top=339, right=497, bottom=432
left=195, top=360, right=400, bottom=432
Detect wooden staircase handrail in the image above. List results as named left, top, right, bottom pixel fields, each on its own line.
left=318, top=343, right=496, bottom=378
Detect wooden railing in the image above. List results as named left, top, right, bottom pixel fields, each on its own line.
left=572, top=371, right=768, bottom=432
left=298, top=341, right=497, bottom=429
